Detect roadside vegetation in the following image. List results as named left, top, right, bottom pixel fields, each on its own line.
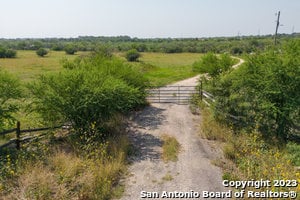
left=195, top=40, right=300, bottom=193
left=200, top=107, right=300, bottom=192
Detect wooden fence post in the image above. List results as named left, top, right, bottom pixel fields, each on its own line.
left=16, top=121, right=21, bottom=150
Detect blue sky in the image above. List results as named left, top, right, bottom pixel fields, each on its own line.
left=0, top=0, right=299, bottom=38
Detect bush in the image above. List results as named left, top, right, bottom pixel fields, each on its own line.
left=0, top=70, right=22, bottom=130
left=125, top=49, right=140, bottom=62
left=64, top=45, right=77, bottom=55
left=51, top=44, right=64, bottom=51
left=29, top=54, right=147, bottom=140
left=193, top=52, right=234, bottom=77
left=4, top=49, right=17, bottom=58
left=36, top=48, right=48, bottom=57
left=211, top=41, right=300, bottom=140
left=0, top=46, right=17, bottom=58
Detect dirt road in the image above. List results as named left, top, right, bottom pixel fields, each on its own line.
left=120, top=76, right=227, bottom=200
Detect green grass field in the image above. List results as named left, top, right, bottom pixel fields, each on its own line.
left=0, top=50, right=89, bottom=82
left=119, top=52, right=202, bottom=87
left=1, top=51, right=201, bottom=85
left=139, top=53, right=201, bottom=86
left=0, top=50, right=201, bottom=131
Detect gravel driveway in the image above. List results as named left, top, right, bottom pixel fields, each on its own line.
left=120, top=76, right=228, bottom=200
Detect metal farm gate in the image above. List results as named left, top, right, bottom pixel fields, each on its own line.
left=146, top=85, right=200, bottom=104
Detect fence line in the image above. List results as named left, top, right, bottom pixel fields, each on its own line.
left=0, top=121, right=63, bottom=150
left=0, top=128, right=17, bottom=136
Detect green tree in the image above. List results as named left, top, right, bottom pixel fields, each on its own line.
left=36, top=48, right=48, bottom=57
left=126, top=49, right=140, bottom=62
left=0, top=70, right=22, bottom=130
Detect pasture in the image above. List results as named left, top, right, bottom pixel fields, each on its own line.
left=0, top=50, right=89, bottom=82
left=0, top=51, right=202, bottom=85
left=121, top=52, right=201, bottom=86
left=0, top=50, right=202, bottom=139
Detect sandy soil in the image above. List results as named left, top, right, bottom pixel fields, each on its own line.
left=120, top=76, right=228, bottom=200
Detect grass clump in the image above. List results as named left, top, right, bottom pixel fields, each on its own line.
left=161, top=134, right=181, bottom=162
left=161, top=173, right=174, bottom=182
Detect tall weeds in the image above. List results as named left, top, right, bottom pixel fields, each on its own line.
left=200, top=107, right=300, bottom=193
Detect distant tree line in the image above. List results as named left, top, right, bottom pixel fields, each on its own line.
left=0, top=33, right=299, bottom=55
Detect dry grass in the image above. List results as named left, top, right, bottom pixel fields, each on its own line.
left=0, top=134, right=129, bottom=200
left=200, top=107, right=230, bottom=142
left=200, top=106, right=300, bottom=193
left=161, top=134, right=181, bottom=162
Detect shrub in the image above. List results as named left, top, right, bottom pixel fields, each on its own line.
left=0, top=46, right=17, bottom=58
left=51, top=44, right=64, bottom=51
left=231, top=46, right=243, bottom=55
left=212, top=41, right=300, bottom=140
left=199, top=105, right=300, bottom=193
left=0, top=47, right=6, bottom=58
left=4, top=49, right=17, bottom=58
left=64, top=45, right=77, bottom=55
left=28, top=53, right=147, bottom=140
left=36, top=48, right=48, bottom=57
left=0, top=70, right=22, bottom=130
left=193, top=53, right=234, bottom=77
left=125, top=49, right=140, bottom=62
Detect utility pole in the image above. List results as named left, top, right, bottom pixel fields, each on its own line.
left=274, top=11, right=281, bottom=45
